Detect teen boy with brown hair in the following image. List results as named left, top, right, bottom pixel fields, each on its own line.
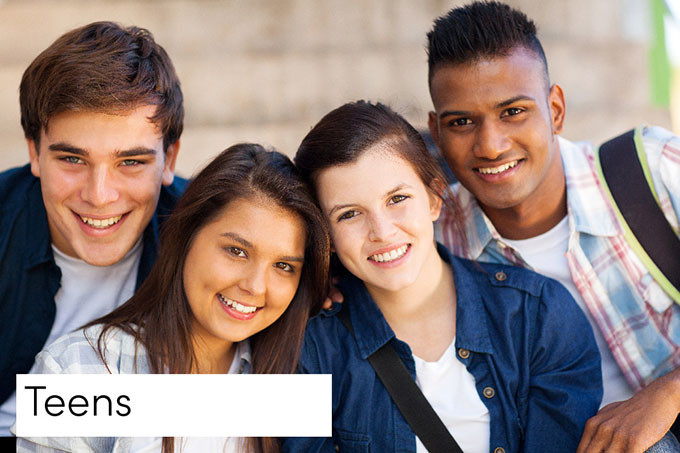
left=0, top=21, right=187, bottom=435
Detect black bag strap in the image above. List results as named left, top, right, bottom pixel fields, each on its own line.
left=598, top=128, right=680, bottom=300
left=337, top=308, right=463, bottom=453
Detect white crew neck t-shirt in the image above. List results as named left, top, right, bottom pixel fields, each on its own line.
left=503, top=216, right=634, bottom=407
left=414, top=339, right=490, bottom=453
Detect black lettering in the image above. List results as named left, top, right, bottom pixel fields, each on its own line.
left=68, top=395, right=88, bottom=416
left=45, top=395, right=64, bottom=416
left=25, top=386, right=46, bottom=416
left=93, top=394, right=112, bottom=416
left=116, top=395, right=131, bottom=416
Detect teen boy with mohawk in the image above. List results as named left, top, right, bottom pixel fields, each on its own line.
left=428, top=2, right=680, bottom=451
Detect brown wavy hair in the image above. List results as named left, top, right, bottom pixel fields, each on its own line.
left=86, top=144, right=330, bottom=453
left=20, top=21, right=183, bottom=151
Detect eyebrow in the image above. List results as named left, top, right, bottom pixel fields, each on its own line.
left=221, top=232, right=304, bottom=263
left=438, top=95, right=536, bottom=120
left=47, top=143, right=157, bottom=158
left=327, top=183, right=413, bottom=217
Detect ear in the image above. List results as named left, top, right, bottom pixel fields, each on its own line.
left=161, top=140, right=180, bottom=186
left=548, top=84, right=566, bottom=135
left=27, top=139, right=41, bottom=178
left=427, top=178, right=444, bottom=222
left=428, top=111, right=440, bottom=144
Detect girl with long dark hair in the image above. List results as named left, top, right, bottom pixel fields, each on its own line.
left=282, top=101, right=602, bottom=452
left=17, top=143, right=330, bottom=453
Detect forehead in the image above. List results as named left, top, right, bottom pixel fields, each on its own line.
left=316, top=149, right=424, bottom=207
left=41, top=105, right=163, bottom=151
left=203, top=197, right=306, bottom=254
left=429, top=47, right=548, bottom=110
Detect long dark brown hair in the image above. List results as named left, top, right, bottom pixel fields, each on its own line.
left=86, top=143, right=330, bottom=453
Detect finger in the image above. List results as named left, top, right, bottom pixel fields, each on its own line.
left=321, top=297, right=333, bottom=310
left=329, top=287, right=344, bottom=303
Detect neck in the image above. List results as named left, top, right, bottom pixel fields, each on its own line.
left=484, top=188, right=567, bottom=240
left=366, top=243, right=457, bottom=361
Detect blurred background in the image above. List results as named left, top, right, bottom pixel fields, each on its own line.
left=0, top=0, right=677, bottom=179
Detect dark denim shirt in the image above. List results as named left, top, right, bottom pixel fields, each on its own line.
left=282, top=244, right=602, bottom=453
left=0, top=164, right=187, bottom=405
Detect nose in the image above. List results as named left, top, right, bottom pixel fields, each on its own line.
left=473, top=120, right=512, bottom=160
left=238, top=262, right=267, bottom=297
left=81, top=166, right=119, bottom=206
left=367, top=210, right=397, bottom=242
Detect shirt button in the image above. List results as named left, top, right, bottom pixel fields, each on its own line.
left=494, top=448, right=505, bottom=453
left=458, top=348, right=470, bottom=359
left=494, top=271, right=507, bottom=281
left=483, top=386, right=495, bottom=398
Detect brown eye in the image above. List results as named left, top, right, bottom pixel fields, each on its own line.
left=274, top=262, right=295, bottom=273
left=388, top=195, right=408, bottom=204
left=338, top=210, right=358, bottom=221
left=227, top=247, right=247, bottom=258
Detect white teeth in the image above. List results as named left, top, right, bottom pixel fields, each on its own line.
left=369, top=244, right=409, bottom=263
left=476, top=160, right=518, bottom=175
left=218, top=294, right=258, bottom=314
left=79, top=215, right=123, bottom=229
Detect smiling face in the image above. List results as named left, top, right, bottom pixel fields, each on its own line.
left=182, top=197, right=306, bottom=354
left=428, top=46, right=565, bottom=219
left=316, top=147, right=442, bottom=295
left=28, top=105, right=178, bottom=266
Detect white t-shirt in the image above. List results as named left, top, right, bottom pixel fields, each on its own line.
left=503, top=216, right=634, bottom=407
left=414, top=339, right=490, bottom=453
left=0, top=240, right=143, bottom=435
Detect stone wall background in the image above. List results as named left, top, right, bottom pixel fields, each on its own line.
left=0, top=0, right=671, bottom=179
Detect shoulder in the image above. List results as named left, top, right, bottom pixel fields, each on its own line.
left=299, top=304, right=355, bottom=373
left=36, top=325, right=145, bottom=374
left=156, top=175, right=188, bottom=216
left=453, top=256, right=586, bottom=323
left=0, top=165, right=39, bottom=211
left=453, top=255, right=553, bottom=299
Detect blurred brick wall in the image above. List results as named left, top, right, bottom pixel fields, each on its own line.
left=0, top=0, right=671, bottom=178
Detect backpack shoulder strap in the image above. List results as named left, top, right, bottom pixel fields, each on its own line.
left=595, top=127, right=680, bottom=303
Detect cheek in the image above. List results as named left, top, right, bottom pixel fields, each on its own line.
left=329, top=225, right=357, bottom=261
left=270, top=278, right=301, bottom=312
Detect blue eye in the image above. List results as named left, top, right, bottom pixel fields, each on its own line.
left=121, top=159, right=142, bottom=166
left=60, top=156, right=83, bottom=164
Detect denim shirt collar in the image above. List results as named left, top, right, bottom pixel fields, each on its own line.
left=24, top=174, right=55, bottom=269
left=337, top=243, right=494, bottom=360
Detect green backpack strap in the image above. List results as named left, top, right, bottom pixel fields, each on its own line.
left=595, top=127, right=680, bottom=304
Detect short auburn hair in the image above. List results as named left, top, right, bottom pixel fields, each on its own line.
left=20, top=21, right=183, bottom=151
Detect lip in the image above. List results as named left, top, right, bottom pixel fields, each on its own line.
left=73, top=210, right=129, bottom=236
left=367, top=243, right=411, bottom=269
left=217, top=294, right=261, bottom=321
left=473, top=159, right=524, bottom=182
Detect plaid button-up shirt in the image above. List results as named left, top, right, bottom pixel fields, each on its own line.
left=436, top=126, right=680, bottom=392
